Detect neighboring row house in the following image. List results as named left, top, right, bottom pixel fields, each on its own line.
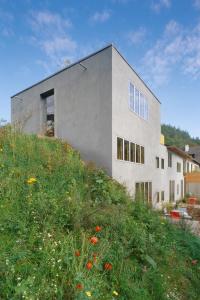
left=11, top=44, right=199, bottom=208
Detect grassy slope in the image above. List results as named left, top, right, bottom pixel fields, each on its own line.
left=0, top=127, right=200, bottom=300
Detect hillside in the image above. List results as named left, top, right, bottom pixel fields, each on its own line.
left=0, top=127, right=200, bottom=300
left=161, top=124, right=200, bottom=148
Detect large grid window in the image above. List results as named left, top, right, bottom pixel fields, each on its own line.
left=117, top=137, right=144, bottom=165
left=129, top=82, right=149, bottom=120
left=117, top=137, right=123, bottom=160
left=135, top=181, right=152, bottom=204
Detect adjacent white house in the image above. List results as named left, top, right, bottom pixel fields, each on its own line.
left=11, top=44, right=199, bottom=207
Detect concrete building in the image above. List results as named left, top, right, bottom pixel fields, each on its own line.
left=11, top=44, right=199, bottom=207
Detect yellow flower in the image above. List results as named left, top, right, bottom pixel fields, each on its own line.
left=27, top=177, right=37, bottom=184
left=85, top=291, right=92, bottom=297
left=113, top=290, right=119, bottom=296
left=0, top=148, right=3, bottom=152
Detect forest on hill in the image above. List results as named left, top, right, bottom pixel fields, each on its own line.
left=161, top=124, right=200, bottom=148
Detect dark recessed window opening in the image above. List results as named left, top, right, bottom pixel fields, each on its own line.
left=41, top=89, right=55, bottom=137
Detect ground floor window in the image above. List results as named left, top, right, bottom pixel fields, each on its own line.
left=135, top=181, right=152, bottom=204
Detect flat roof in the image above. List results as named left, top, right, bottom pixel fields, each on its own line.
left=11, top=43, right=161, bottom=103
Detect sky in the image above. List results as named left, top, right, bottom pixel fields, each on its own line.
left=0, top=0, right=200, bottom=137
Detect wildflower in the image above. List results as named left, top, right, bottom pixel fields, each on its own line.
left=104, top=262, right=112, bottom=271
left=93, top=253, right=98, bottom=262
left=27, top=177, right=37, bottom=184
left=76, top=283, right=83, bottom=290
left=75, top=250, right=81, bottom=257
left=86, top=261, right=93, bottom=270
left=90, top=236, right=99, bottom=245
left=95, top=226, right=102, bottom=232
left=113, top=290, right=119, bottom=296
left=192, top=259, right=198, bottom=265
left=0, top=148, right=3, bottom=152
left=85, top=291, right=92, bottom=297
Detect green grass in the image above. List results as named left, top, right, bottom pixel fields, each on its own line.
left=0, top=126, right=200, bottom=300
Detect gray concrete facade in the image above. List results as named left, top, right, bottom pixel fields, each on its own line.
left=11, top=44, right=199, bottom=207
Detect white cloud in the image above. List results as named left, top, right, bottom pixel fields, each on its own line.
left=90, top=10, right=111, bottom=23
left=193, top=0, right=200, bottom=9
left=29, top=11, right=76, bottom=69
left=0, top=9, right=14, bottom=38
left=151, top=0, right=171, bottom=13
left=141, top=20, right=200, bottom=86
left=127, top=27, right=146, bottom=45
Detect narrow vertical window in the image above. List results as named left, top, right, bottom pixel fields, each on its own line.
left=130, top=142, right=135, bottom=162
left=124, top=140, right=130, bottom=161
left=161, top=158, right=164, bottom=169
left=161, top=191, right=165, bottom=201
left=140, top=93, right=145, bottom=118
left=156, top=192, right=160, bottom=203
left=117, top=137, right=123, bottom=160
left=168, top=152, right=172, bottom=167
left=135, top=88, right=140, bottom=114
left=129, top=83, right=135, bottom=111
left=136, top=144, right=141, bottom=163
left=156, top=157, right=159, bottom=168
left=141, top=146, right=145, bottom=164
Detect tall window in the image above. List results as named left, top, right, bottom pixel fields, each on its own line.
left=124, top=140, right=129, bottom=161
left=161, top=191, right=165, bottom=201
left=168, top=152, right=172, bottom=167
left=130, top=142, right=135, bottom=162
left=136, top=144, right=141, bottom=163
left=117, top=137, right=123, bottom=160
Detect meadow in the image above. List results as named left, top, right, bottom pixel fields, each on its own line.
left=0, top=127, right=200, bottom=300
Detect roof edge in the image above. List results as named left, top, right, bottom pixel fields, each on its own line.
left=111, top=44, right=161, bottom=104
left=11, top=43, right=113, bottom=98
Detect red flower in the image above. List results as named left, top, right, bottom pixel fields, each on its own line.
left=75, top=250, right=81, bottom=257
left=86, top=261, right=93, bottom=270
left=90, top=236, right=99, bottom=245
left=104, top=262, right=112, bottom=271
left=76, top=283, right=83, bottom=290
left=192, top=259, right=198, bottom=265
left=95, top=226, right=102, bottom=232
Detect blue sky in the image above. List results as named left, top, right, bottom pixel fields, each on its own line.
left=0, top=0, right=200, bottom=137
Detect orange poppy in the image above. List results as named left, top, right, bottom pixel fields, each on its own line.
left=104, top=262, right=112, bottom=271
left=75, top=250, right=81, bottom=257
left=86, top=261, right=93, bottom=270
left=76, top=283, right=83, bottom=290
left=90, top=236, right=99, bottom=245
left=95, top=226, right=102, bottom=232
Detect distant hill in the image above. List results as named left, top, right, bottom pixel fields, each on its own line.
left=161, top=124, right=200, bottom=148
